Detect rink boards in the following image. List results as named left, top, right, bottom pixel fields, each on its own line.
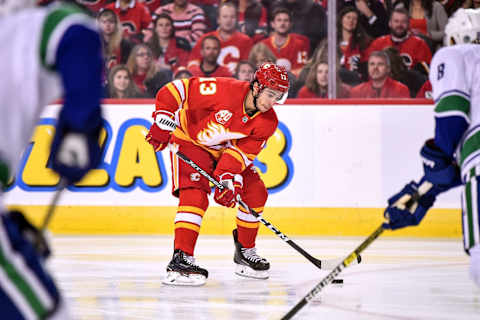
left=3, top=99, right=463, bottom=237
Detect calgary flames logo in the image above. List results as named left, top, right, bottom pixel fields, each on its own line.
left=215, top=110, right=232, bottom=125
left=197, top=121, right=246, bottom=146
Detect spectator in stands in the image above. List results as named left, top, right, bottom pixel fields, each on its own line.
left=153, top=0, right=207, bottom=46
left=293, top=39, right=326, bottom=93
left=295, top=38, right=362, bottom=94
left=365, top=8, right=432, bottom=72
left=392, top=0, right=448, bottom=51
left=261, top=7, right=310, bottom=76
left=147, top=13, right=191, bottom=73
left=97, top=9, right=133, bottom=72
left=234, top=60, right=255, bottom=81
left=234, top=0, right=268, bottom=40
left=188, top=35, right=233, bottom=77
left=105, top=64, right=144, bottom=98
left=350, top=50, right=410, bottom=98
left=248, top=42, right=277, bottom=67
left=383, top=46, right=427, bottom=97
left=338, top=6, right=371, bottom=79
left=272, top=0, right=327, bottom=54
left=188, top=2, right=253, bottom=74
left=297, top=61, right=351, bottom=98
left=127, top=44, right=172, bottom=97
left=104, top=0, right=152, bottom=42
left=338, top=0, right=389, bottom=38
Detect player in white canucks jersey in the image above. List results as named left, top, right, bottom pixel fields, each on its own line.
left=382, top=8, right=480, bottom=288
left=0, top=1, right=103, bottom=318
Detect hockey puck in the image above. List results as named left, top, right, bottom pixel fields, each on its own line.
left=332, top=279, right=344, bottom=284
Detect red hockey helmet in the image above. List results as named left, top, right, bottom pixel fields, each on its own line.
left=254, top=63, right=289, bottom=103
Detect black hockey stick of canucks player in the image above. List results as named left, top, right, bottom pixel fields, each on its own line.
left=35, top=179, right=67, bottom=252
left=40, top=179, right=67, bottom=232
left=281, top=225, right=384, bottom=320
left=281, top=180, right=433, bottom=319
left=175, top=150, right=360, bottom=270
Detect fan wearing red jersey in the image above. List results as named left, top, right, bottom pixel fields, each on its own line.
left=104, top=0, right=152, bottom=41
left=188, top=35, right=233, bottom=77
left=146, top=63, right=289, bottom=286
left=364, top=7, right=432, bottom=70
left=350, top=50, right=410, bottom=98
left=188, top=2, right=254, bottom=74
left=260, top=7, right=310, bottom=77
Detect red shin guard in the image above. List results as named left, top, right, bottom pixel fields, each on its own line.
left=174, top=188, right=209, bottom=256
left=236, top=225, right=259, bottom=248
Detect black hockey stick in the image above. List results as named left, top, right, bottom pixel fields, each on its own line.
left=281, top=225, right=384, bottom=320
left=35, top=179, right=67, bottom=252
left=40, top=179, right=67, bottom=232
left=281, top=180, right=434, bottom=319
left=175, top=151, right=360, bottom=270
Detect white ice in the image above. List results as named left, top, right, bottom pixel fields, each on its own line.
left=49, top=235, right=480, bottom=320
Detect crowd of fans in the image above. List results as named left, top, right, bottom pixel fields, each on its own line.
left=76, top=0, right=473, bottom=99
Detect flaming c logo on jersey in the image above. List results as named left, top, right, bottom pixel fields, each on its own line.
left=197, top=121, right=246, bottom=146
left=215, top=110, right=233, bottom=125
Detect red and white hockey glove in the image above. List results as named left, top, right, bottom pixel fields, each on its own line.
left=214, top=172, right=243, bottom=208
left=146, top=111, right=175, bottom=152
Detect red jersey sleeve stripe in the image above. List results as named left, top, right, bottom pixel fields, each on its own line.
left=166, top=83, right=182, bottom=106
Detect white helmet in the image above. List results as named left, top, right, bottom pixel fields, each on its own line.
left=444, top=8, right=480, bottom=46
left=0, top=0, right=36, bottom=17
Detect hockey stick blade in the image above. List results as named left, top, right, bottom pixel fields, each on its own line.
left=281, top=225, right=384, bottom=320
left=175, top=151, right=360, bottom=271
left=320, top=253, right=362, bottom=270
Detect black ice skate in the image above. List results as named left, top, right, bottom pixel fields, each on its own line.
left=233, top=229, right=270, bottom=279
left=162, top=249, right=208, bottom=286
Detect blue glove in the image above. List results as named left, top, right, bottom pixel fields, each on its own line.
left=383, top=139, right=461, bottom=230
left=50, top=110, right=103, bottom=184
left=420, top=139, right=461, bottom=196
left=5, top=210, right=51, bottom=259
left=383, top=181, right=436, bottom=230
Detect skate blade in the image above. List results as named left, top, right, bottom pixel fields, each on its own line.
left=235, top=264, right=269, bottom=279
left=162, top=271, right=207, bottom=286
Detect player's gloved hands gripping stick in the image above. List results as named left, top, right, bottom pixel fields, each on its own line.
left=214, top=172, right=243, bottom=208
left=383, top=139, right=461, bottom=230
left=146, top=111, right=175, bottom=152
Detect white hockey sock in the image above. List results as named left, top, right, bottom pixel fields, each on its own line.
left=469, top=244, right=480, bottom=288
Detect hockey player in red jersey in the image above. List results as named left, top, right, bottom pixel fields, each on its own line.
left=146, top=63, right=289, bottom=286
